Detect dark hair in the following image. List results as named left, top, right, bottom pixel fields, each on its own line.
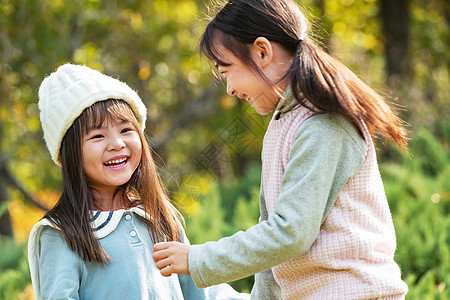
left=200, top=0, right=407, bottom=150
left=44, top=99, right=182, bottom=264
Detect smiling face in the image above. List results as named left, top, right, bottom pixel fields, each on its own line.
left=215, top=44, right=280, bottom=115
left=74, top=100, right=143, bottom=208
left=81, top=119, right=142, bottom=199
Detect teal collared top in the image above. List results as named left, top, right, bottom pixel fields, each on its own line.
left=28, top=207, right=249, bottom=300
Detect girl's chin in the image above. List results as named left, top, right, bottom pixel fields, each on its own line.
left=253, top=107, right=272, bottom=116
left=248, top=101, right=274, bottom=115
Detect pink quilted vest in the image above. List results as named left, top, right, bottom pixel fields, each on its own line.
left=262, top=105, right=408, bottom=299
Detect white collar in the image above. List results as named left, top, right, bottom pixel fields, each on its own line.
left=91, top=207, right=147, bottom=239
left=31, top=206, right=149, bottom=240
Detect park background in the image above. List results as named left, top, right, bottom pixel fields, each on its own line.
left=0, top=0, right=448, bottom=299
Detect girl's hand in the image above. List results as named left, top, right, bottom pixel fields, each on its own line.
left=153, top=242, right=190, bottom=276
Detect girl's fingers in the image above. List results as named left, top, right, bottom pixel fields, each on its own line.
left=152, top=248, right=167, bottom=263
left=154, top=257, right=172, bottom=271
left=153, top=242, right=176, bottom=263
left=152, top=241, right=190, bottom=276
left=153, top=241, right=172, bottom=252
left=153, top=253, right=177, bottom=277
left=160, top=265, right=174, bottom=277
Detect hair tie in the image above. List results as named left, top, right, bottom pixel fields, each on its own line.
left=295, top=38, right=303, bottom=46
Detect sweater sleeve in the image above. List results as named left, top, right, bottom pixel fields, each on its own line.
left=38, top=226, right=84, bottom=300
left=251, top=179, right=282, bottom=299
left=188, top=113, right=366, bottom=288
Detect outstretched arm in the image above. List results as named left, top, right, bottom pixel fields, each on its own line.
left=155, top=114, right=366, bottom=288
left=153, top=242, right=190, bottom=276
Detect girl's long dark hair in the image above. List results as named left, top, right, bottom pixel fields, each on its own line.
left=44, top=99, right=182, bottom=264
left=200, top=0, right=407, bottom=150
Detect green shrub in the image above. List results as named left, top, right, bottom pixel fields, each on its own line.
left=381, top=126, right=449, bottom=299
left=0, top=238, right=30, bottom=300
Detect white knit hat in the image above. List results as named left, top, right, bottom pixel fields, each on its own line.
left=38, top=63, right=147, bottom=165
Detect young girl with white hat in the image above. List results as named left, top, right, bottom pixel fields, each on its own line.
left=28, top=63, right=249, bottom=300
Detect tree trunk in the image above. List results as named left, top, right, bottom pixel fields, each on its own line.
left=0, top=171, right=13, bottom=237
left=0, top=121, right=13, bottom=236
left=379, top=0, right=410, bottom=80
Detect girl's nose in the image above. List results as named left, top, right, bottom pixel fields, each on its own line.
left=226, top=82, right=235, bottom=96
left=107, top=136, right=126, bottom=151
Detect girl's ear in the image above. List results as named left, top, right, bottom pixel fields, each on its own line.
left=252, top=37, right=273, bottom=68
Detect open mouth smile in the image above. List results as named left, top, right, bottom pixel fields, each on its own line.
left=104, top=157, right=128, bottom=168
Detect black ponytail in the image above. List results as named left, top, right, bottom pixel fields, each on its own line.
left=200, top=0, right=407, bottom=150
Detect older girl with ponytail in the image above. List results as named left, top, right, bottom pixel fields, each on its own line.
left=153, top=1, right=408, bottom=299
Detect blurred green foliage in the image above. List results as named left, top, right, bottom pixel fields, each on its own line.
left=0, top=238, right=30, bottom=300
left=0, top=0, right=449, bottom=299
left=381, top=126, right=449, bottom=299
